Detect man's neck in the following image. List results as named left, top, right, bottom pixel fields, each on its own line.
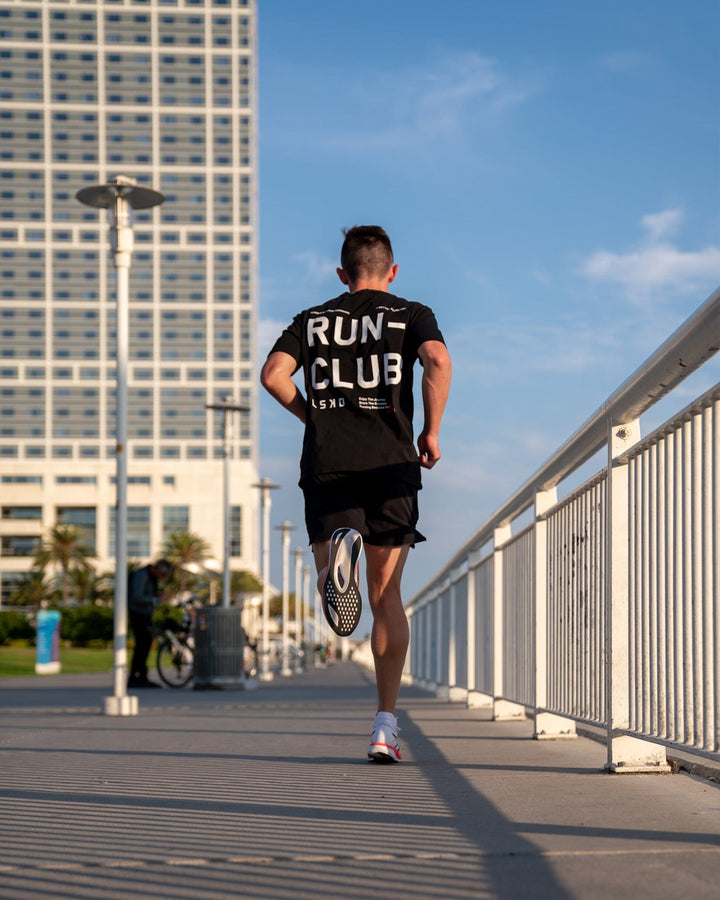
left=347, top=278, right=390, bottom=293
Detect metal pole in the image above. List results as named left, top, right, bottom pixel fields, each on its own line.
left=303, top=563, right=312, bottom=664
left=112, top=196, right=130, bottom=706
left=76, top=176, right=164, bottom=717
left=222, top=408, right=231, bottom=608
left=314, top=568, right=321, bottom=664
left=252, top=478, right=280, bottom=681
left=206, top=399, right=248, bottom=608
left=277, top=521, right=294, bottom=676
left=294, top=547, right=303, bottom=670
left=261, top=485, right=273, bottom=679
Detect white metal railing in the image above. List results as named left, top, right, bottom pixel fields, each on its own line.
left=405, top=288, right=720, bottom=772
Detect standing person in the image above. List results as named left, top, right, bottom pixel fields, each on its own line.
left=261, top=225, right=452, bottom=762
left=127, top=558, right=173, bottom=688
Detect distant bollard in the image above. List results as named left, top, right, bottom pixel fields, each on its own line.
left=193, top=607, right=246, bottom=690
left=35, top=610, right=61, bottom=675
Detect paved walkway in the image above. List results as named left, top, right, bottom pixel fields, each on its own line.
left=1, top=660, right=718, bottom=899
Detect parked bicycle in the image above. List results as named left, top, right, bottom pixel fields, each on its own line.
left=155, top=600, right=195, bottom=688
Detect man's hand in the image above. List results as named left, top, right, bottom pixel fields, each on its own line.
left=418, top=431, right=441, bottom=469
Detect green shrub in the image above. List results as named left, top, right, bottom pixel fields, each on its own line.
left=0, top=611, right=35, bottom=646
left=153, top=602, right=184, bottom=632
left=66, top=605, right=114, bottom=647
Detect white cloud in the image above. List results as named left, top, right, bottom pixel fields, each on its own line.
left=324, top=51, right=537, bottom=156
left=583, top=244, right=720, bottom=292
left=581, top=209, right=720, bottom=302
left=290, top=251, right=337, bottom=287
left=447, top=316, right=621, bottom=377
left=640, top=209, right=683, bottom=241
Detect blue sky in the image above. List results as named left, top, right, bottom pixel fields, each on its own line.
left=255, top=0, right=720, bottom=634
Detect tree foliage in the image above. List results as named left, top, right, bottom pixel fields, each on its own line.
left=33, top=524, right=93, bottom=606
left=161, top=530, right=210, bottom=597
left=7, top=571, right=54, bottom=611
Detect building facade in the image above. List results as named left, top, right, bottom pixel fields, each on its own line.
left=0, top=0, right=259, bottom=604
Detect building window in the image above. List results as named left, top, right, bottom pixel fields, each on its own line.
left=56, top=506, right=96, bottom=555
left=230, top=506, right=242, bottom=557
left=1, top=535, right=42, bottom=558
left=163, top=505, right=189, bottom=540
left=1, top=507, right=42, bottom=520
left=1, top=475, right=43, bottom=485
left=1, top=572, right=27, bottom=606
left=109, top=505, right=150, bottom=559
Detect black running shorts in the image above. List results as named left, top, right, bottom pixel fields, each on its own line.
left=302, top=468, right=425, bottom=547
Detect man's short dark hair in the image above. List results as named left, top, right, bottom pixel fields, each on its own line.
left=340, top=225, right=394, bottom=282
left=153, top=558, right=172, bottom=576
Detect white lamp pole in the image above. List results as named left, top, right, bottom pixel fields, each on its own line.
left=276, top=521, right=294, bottom=676
left=251, top=477, right=280, bottom=680
left=303, top=564, right=311, bottom=643
left=76, top=176, right=164, bottom=717
left=206, top=398, right=249, bottom=608
left=294, top=546, right=304, bottom=671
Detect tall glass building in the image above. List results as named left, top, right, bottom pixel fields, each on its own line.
left=0, top=0, right=259, bottom=604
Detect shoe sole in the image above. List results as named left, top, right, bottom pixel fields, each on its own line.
left=368, top=745, right=402, bottom=763
left=322, top=527, right=363, bottom=637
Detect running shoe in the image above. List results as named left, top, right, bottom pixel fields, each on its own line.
left=368, top=712, right=402, bottom=763
left=321, top=527, right=363, bottom=637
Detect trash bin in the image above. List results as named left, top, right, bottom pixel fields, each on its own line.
left=193, top=606, right=246, bottom=690
left=35, top=609, right=61, bottom=674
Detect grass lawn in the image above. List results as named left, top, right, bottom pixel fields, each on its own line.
left=0, top=645, right=116, bottom=678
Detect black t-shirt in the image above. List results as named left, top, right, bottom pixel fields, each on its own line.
left=270, top=289, right=445, bottom=484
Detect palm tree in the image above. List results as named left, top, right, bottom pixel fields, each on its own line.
left=8, top=571, right=54, bottom=611
left=161, top=531, right=210, bottom=597
left=232, top=570, right=262, bottom=594
left=33, top=524, right=93, bottom=606
left=67, top=567, right=102, bottom=606
left=218, top=569, right=263, bottom=607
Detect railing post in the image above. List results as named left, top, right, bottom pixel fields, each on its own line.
left=447, top=576, right=456, bottom=699
left=449, top=565, right=468, bottom=702
left=467, top=547, right=493, bottom=709
left=425, top=596, right=435, bottom=691
left=533, top=487, right=577, bottom=739
left=436, top=578, right=451, bottom=700
left=492, top=524, right=524, bottom=720
left=605, top=419, right=670, bottom=772
left=465, top=554, right=476, bottom=700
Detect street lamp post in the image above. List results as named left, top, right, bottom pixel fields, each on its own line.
left=294, top=546, right=304, bottom=671
left=303, top=564, right=311, bottom=645
left=206, top=398, right=249, bottom=608
left=275, top=521, right=295, bottom=676
left=251, top=477, right=280, bottom=680
left=76, top=176, right=164, bottom=717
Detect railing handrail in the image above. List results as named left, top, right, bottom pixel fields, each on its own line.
left=410, top=286, right=720, bottom=604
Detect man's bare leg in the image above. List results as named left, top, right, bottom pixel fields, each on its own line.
left=313, top=541, right=409, bottom=713
left=364, top=544, right=410, bottom=715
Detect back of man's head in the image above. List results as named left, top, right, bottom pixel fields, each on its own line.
left=340, top=225, right=394, bottom=283
left=153, top=558, right=172, bottom=577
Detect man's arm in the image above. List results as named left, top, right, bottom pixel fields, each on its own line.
left=261, top=351, right=307, bottom=424
left=417, top=339, right=452, bottom=469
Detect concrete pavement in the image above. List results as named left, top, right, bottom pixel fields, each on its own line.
left=1, top=660, right=718, bottom=899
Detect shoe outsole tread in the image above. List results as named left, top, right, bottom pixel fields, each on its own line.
left=322, top=527, right=363, bottom=637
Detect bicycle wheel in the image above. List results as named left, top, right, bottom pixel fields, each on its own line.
left=156, top=637, right=193, bottom=688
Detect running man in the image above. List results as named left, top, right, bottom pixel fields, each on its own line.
left=261, top=225, right=452, bottom=762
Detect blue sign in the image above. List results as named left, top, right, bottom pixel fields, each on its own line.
left=35, top=610, right=61, bottom=674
